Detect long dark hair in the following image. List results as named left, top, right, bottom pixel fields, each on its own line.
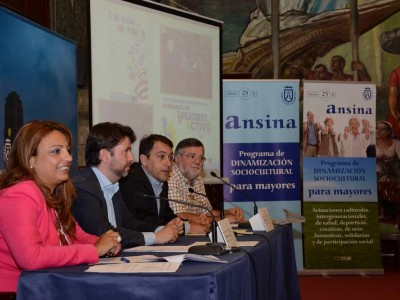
left=0, top=120, right=77, bottom=238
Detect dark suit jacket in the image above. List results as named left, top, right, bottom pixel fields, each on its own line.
left=119, top=162, right=176, bottom=226
left=72, top=167, right=157, bottom=248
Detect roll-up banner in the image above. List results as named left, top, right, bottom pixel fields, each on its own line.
left=302, top=81, right=382, bottom=273
left=223, top=79, right=303, bottom=269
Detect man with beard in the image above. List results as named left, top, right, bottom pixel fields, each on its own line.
left=72, top=122, right=182, bottom=249
left=168, top=138, right=244, bottom=229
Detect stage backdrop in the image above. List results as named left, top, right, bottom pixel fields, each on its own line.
left=0, top=7, right=78, bottom=172
left=222, top=79, right=303, bottom=269
left=302, top=81, right=382, bottom=273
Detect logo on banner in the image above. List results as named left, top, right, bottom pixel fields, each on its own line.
left=319, top=88, right=331, bottom=100
left=224, top=87, right=258, bottom=100
left=239, top=87, right=257, bottom=100
left=363, top=87, right=373, bottom=101
left=281, top=86, right=296, bottom=105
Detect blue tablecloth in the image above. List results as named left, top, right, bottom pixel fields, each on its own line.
left=17, top=224, right=300, bottom=300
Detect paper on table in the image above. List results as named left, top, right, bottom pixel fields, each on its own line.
left=185, top=233, right=207, bottom=236
left=85, top=262, right=180, bottom=273
left=189, top=241, right=258, bottom=248
left=98, top=254, right=227, bottom=264
left=237, top=241, right=259, bottom=247
left=96, top=255, right=162, bottom=264
left=164, top=253, right=227, bottom=263
left=124, top=245, right=190, bottom=252
left=232, top=229, right=251, bottom=235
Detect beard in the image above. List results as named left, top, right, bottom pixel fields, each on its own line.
left=116, top=164, right=131, bottom=178
left=184, top=168, right=201, bottom=181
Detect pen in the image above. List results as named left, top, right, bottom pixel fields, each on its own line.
left=120, top=257, right=130, bottom=263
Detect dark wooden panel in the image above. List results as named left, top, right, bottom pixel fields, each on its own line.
left=205, top=184, right=224, bottom=210
left=0, top=0, right=26, bottom=13
left=0, top=0, right=50, bottom=27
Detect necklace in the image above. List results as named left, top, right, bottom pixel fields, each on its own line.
left=53, top=210, right=71, bottom=246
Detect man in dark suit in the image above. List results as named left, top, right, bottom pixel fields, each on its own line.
left=120, top=134, right=207, bottom=234
left=72, top=123, right=182, bottom=249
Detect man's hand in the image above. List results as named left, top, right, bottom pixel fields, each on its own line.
left=225, top=207, right=244, bottom=223
left=168, top=217, right=184, bottom=235
left=188, top=222, right=209, bottom=234
left=191, top=213, right=212, bottom=228
left=155, top=223, right=179, bottom=244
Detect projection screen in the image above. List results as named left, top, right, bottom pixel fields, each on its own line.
left=89, top=0, right=222, bottom=175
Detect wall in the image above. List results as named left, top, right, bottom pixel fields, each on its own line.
left=50, top=0, right=89, bottom=167
left=46, top=1, right=400, bottom=166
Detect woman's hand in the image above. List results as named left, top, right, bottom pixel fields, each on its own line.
left=94, top=230, right=122, bottom=257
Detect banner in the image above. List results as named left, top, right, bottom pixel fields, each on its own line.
left=0, top=8, right=78, bottom=171
left=302, top=81, right=382, bottom=272
left=223, top=79, right=303, bottom=269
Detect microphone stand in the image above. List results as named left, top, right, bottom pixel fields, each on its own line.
left=188, top=187, right=222, bottom=242
left=188, top=187, right=224, bottom=220
left=141, top=194, right=226, bottom=256
left=220, top=205, right=225, bottom=221
left=210, top=171, right=258, bottom=216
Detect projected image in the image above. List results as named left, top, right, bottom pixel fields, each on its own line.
left=91, top=0, right=221, bottom=173
left=161, top=26, right=212, bottom=99
left=98, top=99, right=152, bottom=135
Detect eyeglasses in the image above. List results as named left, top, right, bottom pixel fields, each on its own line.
left=180, top=153, right=207, bottom=162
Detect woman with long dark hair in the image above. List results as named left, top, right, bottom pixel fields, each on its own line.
left=0, top=120, right=121, bottom=295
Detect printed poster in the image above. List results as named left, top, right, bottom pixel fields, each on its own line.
left=223, top=79, right=303, bottom=269
left=302, top=81, right=382, bottom=271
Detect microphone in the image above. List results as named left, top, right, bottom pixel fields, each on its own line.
left=210, top=171, right=258, bottom=216
left=140, top=193, right=226, bottom=256
left=187, top=187, right=224, bottom=220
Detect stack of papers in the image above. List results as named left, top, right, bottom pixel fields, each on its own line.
left=86, top=254, right=227, bottom=273
left=124, top=245, right=190, bottom=252
left=98, top=253, right=227, bottom=265
left=86, top=262, right=180, bottom=273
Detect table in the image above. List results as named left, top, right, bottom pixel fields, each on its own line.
left=17, top=224, right=300, bottom=300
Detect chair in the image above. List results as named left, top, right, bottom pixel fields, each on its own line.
left=377, top=180, right=400, bottom=270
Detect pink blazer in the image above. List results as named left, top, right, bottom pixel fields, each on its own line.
left=0, top=180, right=99, bottom=292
